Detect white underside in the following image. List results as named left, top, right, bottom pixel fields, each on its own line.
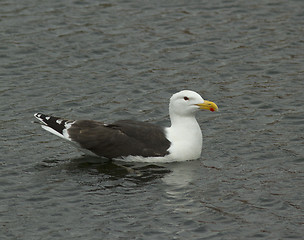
left=115, top=155, right=199, bottom=163
left=116, top=155, right=174, bottom=163
left=41, top=125, right=66, bottom=139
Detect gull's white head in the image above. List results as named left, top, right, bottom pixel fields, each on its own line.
left=169, top=90, right=218, bottom=117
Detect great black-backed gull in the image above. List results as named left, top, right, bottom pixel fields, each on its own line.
left=34, top=90, right=218, bottom=162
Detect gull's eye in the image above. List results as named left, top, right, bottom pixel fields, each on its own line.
left=184, top=96, right=189, bottom=101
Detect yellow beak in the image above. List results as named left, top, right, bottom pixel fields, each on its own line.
left=196, top=100, right=218, bottom=112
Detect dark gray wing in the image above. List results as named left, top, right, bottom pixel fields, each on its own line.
left=68, top=119, right=171, bottom=159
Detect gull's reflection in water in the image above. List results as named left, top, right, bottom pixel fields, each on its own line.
left=54, top=156, right=172, bottom=185
left=162, top=160, right=201, bottom=187
left=38, top=156, right=202, bottom=190
left=160, top=160, right=203, bottom=202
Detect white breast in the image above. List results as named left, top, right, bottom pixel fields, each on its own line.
left=165, top=117, right=203, bottom=161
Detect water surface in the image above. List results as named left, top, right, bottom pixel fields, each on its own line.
left=1, top=0, right=303, bottom=239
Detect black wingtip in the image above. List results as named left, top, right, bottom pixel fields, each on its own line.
left=34, top=112, right=51, bottom=124
left=34, top=112, right=42, bottom=118
left=34, top=112, right=45, bottom=123
left=34, top=113, right=71, bottom=135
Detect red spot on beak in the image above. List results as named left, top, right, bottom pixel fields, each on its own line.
left=210, top=108, right=215, bottom=112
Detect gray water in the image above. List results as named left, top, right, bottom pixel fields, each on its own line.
left=1, top=0, right=303, bottom=239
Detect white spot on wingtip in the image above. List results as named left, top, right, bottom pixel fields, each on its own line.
left=56, top=119, right=62, bottom=124
left=65, top=121, right=75, bottom=129
left=45, top=116, right=50, bottom=120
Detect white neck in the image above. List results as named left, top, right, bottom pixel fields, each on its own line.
left=165, top=112, right=203, bottom=161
